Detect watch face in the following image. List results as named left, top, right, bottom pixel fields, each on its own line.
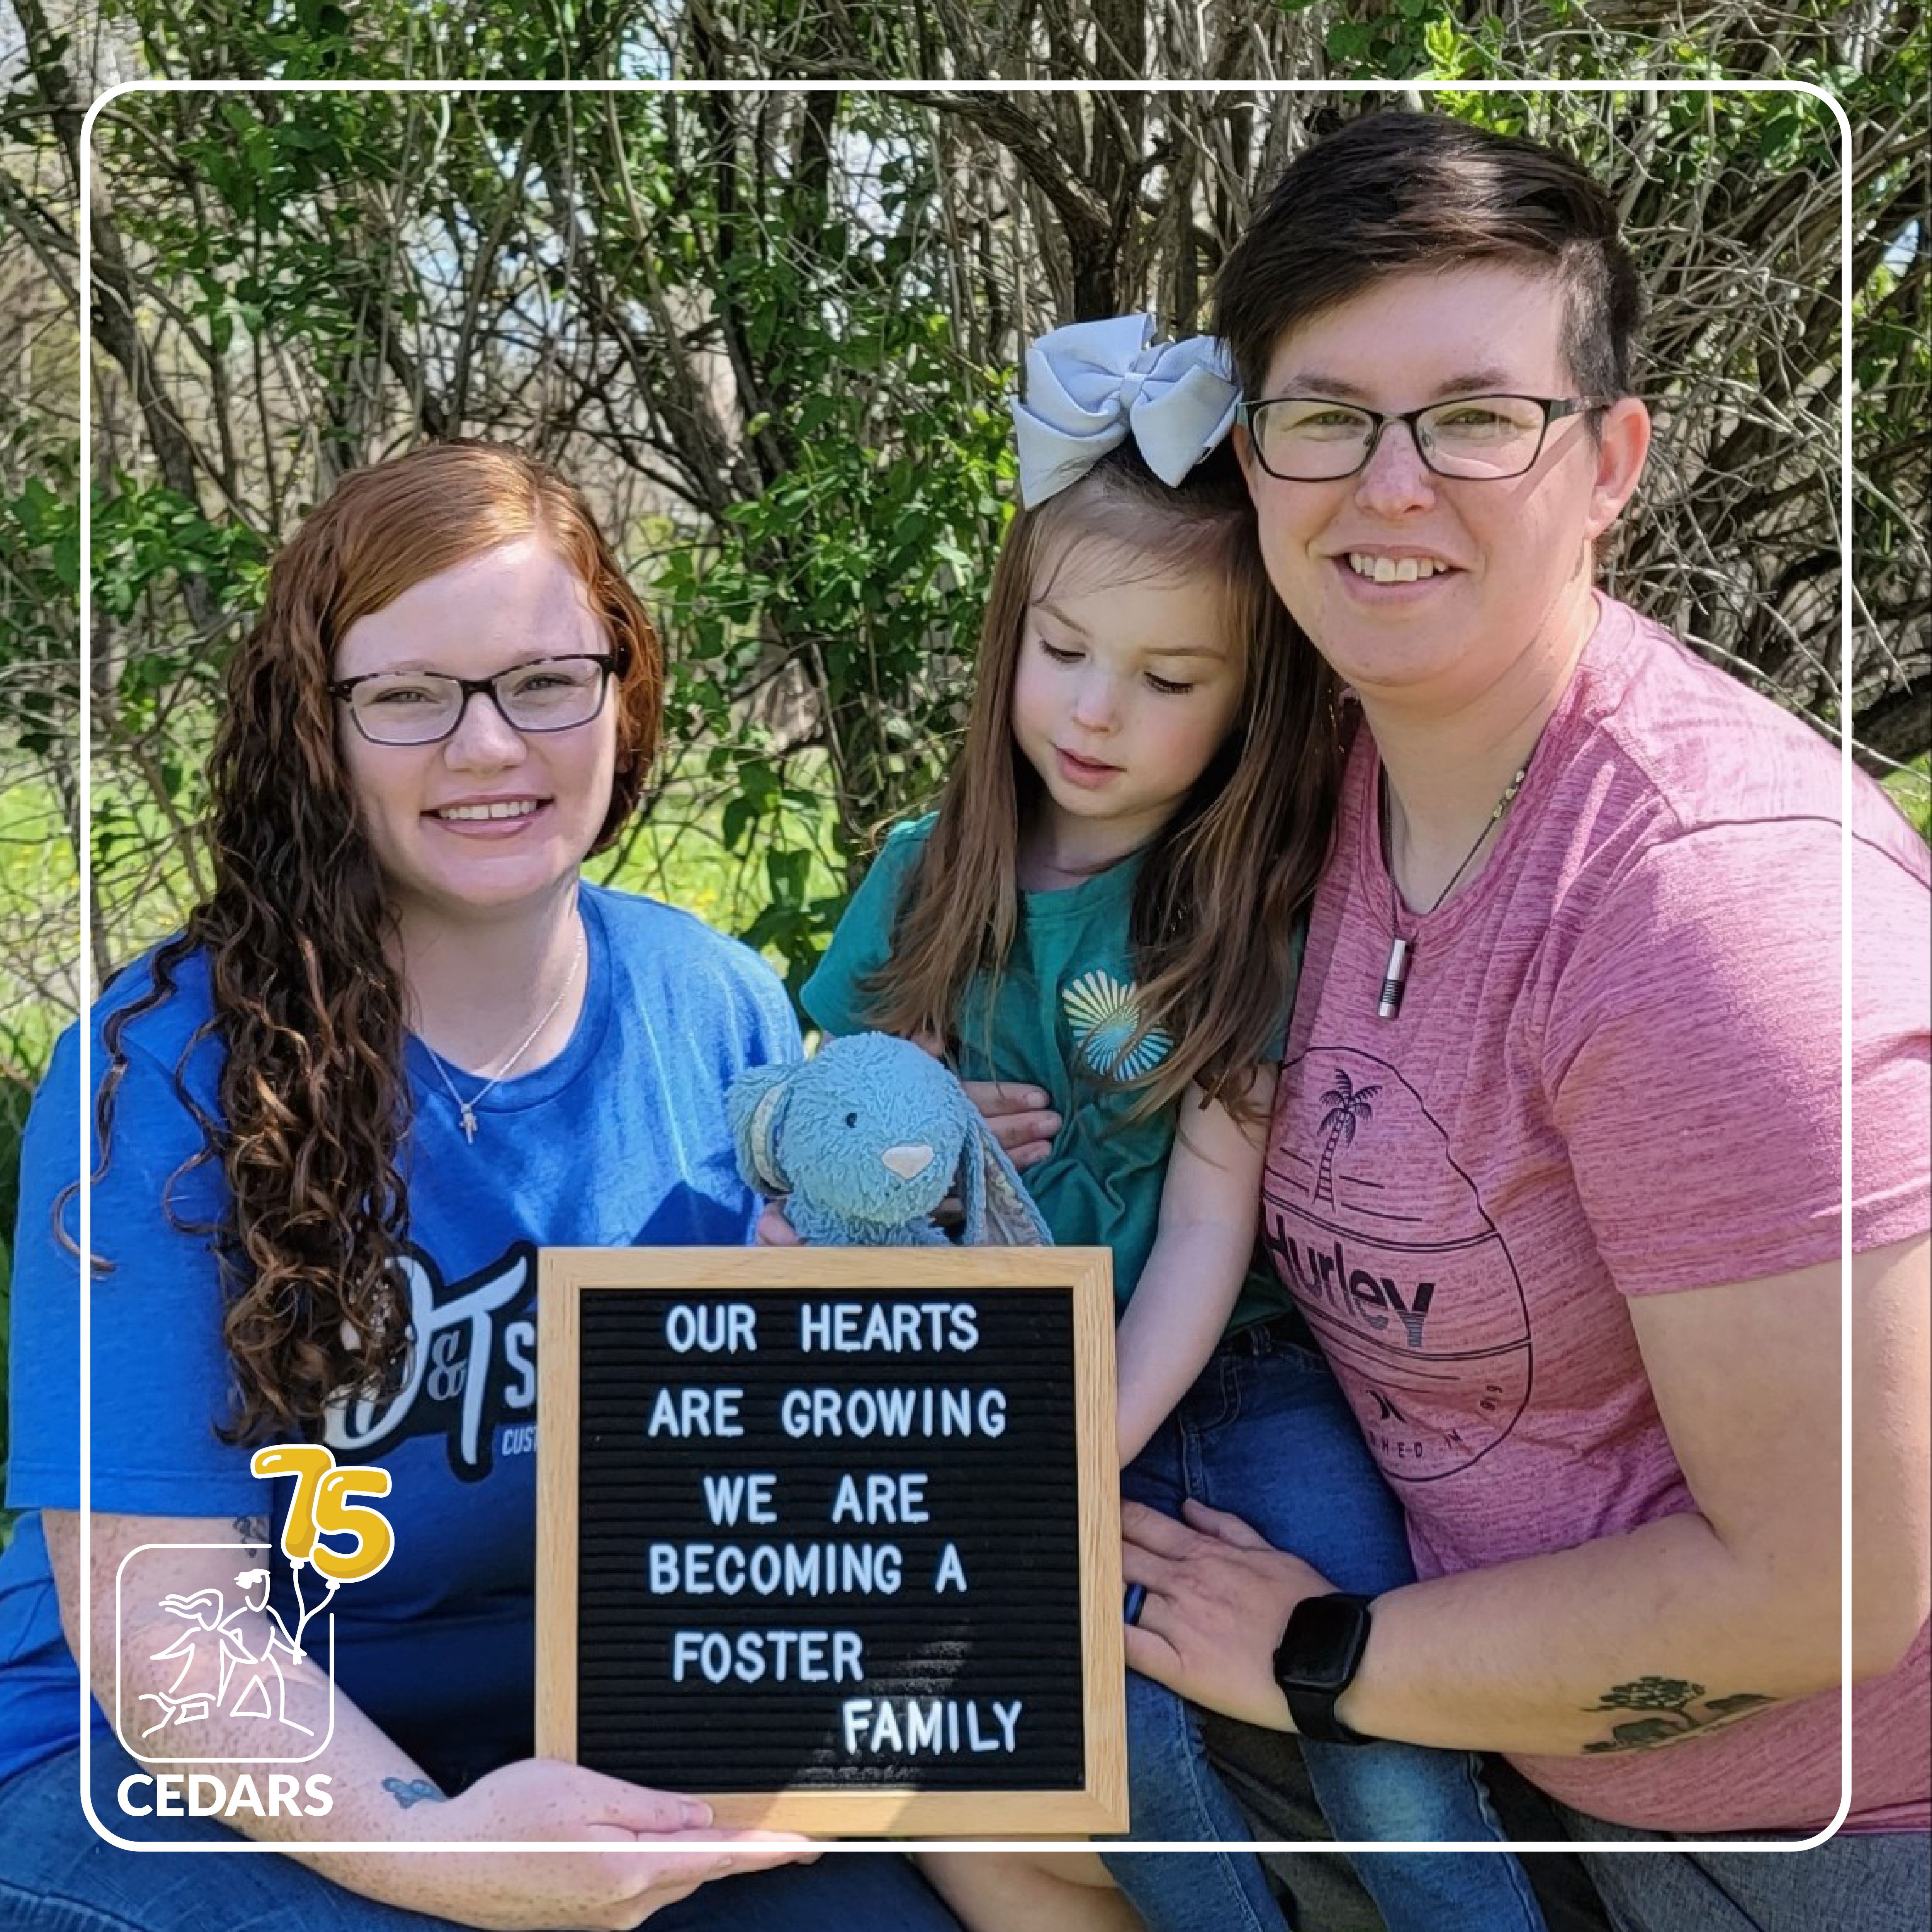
left=1277, top=1593, right=1372, bottom=1692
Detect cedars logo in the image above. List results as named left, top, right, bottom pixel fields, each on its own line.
left=113, top=1446, right=395, bottom=1823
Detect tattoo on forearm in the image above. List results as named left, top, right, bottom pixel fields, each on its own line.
left=382, top=1777, right=448, bottom=1809
left=1582, top=1676, right=1776, bottom=1753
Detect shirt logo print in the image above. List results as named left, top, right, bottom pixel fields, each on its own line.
left=1062, top=970, right=1172, bottom=1078
left=1264, top=1046, right=1533, bottom=1481
left=1313, top=1067, right=1381, bottom=1206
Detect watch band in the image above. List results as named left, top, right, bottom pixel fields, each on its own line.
left=1283, top=1679, right=1375, bottom=1746
left=1273, top=1590, right=1376, bottom=1745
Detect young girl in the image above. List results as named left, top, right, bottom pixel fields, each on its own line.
left=801, top=320, right=1549, bottom=1932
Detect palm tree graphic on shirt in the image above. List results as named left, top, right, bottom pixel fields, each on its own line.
left=1313, top=1068, right=1381, bottom=1206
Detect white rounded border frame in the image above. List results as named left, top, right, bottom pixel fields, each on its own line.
left=74, top=71, right=1857, bottom=1856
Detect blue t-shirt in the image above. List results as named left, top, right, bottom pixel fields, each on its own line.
left=0, top=883, right=799, bottom=1789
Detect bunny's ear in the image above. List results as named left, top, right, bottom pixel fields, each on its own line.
left=957, top=1113, right=1054, bottom=1247
left=728, top=1061, right=796, bottom=1197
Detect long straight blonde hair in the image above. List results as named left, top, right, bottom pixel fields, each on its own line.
left=859, top=442, right=1339, bottom=1124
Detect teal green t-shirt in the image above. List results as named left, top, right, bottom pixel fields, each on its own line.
left=801, top=815, right=1295, bottom=1330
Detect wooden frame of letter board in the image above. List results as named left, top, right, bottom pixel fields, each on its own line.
left=537, top=1245, right=1125, bottom=1836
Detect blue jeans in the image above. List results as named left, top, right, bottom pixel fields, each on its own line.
left=0, top=1734, right=962, bottom=1932
left=1102, top=1323, right=1548, bottom=1932
left=1556, top=1803, right=1932, bottom=1932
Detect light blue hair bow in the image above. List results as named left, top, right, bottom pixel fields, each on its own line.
left=1010, top=313, right=1240, bottom=509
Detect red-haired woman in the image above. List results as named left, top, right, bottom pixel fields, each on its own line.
left=0, top=443, right=963, bottom=1932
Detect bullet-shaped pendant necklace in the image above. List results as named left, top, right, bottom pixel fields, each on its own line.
left=1377, top=759, right=1531, bottom=1021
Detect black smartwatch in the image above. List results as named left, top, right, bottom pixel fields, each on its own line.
left=1271, top=1591, right=1376, bottom=1745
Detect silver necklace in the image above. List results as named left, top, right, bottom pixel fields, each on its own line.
left=1376, top=759, right=1530, bottom=1021
left=421, top=923, right=585, bottom=1142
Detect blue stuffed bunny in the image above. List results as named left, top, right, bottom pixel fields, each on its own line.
left=728, top=1032, right=1053, bottom=1247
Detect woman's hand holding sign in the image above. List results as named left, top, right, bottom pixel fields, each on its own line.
left=366, top=1757, right=815, bottom=1931
left=44, top=1511, right=813, bottom=1932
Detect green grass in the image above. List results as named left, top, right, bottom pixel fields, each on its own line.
left=0, top=748, right=852, bottom=1068
left=0, top=772, right=81, bottom=1070
left=1881, top=752, right=1930, bottom=840
left=594, top=749, right=850, bottom=942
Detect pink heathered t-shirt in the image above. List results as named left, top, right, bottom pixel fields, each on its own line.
left=1262, top=594, right=1930, bottom=1835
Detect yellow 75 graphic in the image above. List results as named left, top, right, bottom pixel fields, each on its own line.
left=250, top=1444, right=396, bottom=1584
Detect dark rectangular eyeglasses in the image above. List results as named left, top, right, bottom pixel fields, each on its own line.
left=329, top=653, right=619, bottom=746
left=1237, top=394, right=1607, bottom=481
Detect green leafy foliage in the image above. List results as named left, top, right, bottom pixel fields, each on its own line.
left=0, top=478, right=79, bottom=759
left=0, top=7, right=1924, bottom=1472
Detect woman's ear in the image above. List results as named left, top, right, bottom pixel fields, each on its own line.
left=1585, top=395, right=1651, bottom=541
left=1232, top=419, right=1263, bottom=503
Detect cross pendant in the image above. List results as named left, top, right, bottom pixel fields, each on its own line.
left=459, top=1106, right=478, bottom=1144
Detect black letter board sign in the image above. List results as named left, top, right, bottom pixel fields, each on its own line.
left=536, top=1246, right=1125, bottom=1835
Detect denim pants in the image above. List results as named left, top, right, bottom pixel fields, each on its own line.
left=0, top=1733, right=963, bottom=1932
left=1556, top=1802, right=1932, bottom=1932
left=1101, top=1322, right=1548, bottom=1932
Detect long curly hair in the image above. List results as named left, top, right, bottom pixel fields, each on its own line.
left=858, top=440, right=1338, bottom=1126
left=93, top=442, right=663, bottom=1445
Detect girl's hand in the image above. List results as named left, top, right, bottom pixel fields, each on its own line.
left=367, top=1757, right=816, bottom=1930
left=960, top=1080, right=1061, bottom=1170
left=755, top=1203, right=800, bottom=1246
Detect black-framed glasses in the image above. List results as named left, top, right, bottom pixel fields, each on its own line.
left=329, top=653, right=620, bottom=746
left=1237, top=394, right=1609, bottom=481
